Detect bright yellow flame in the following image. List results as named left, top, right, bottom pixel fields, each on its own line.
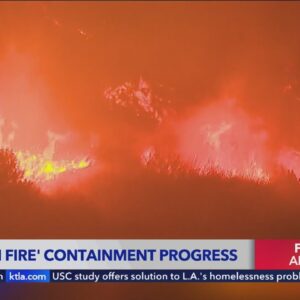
left=15, top=150, right=90, bottom=182
left=0, top=119, right=91, bottom=183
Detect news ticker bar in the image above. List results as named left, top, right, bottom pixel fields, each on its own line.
left=0, top=240, right=300, bottom=270
left=2, top=270, right=300, bottom=283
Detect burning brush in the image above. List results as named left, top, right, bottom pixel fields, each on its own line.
left=0, top=118, right=91, bottom=184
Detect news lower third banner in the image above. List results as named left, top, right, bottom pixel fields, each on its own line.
left=0, top=240, right=299, bottom=283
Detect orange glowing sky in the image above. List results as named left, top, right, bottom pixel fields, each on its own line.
left=1, top=2, right=300, bottom=187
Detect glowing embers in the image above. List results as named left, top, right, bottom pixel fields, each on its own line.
left=176, top=100, right=270, bottom=182
left=104, top=77, right=170, bottom=123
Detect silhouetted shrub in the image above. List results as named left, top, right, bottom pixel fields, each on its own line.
left=0, top=148, right=25, bottom=186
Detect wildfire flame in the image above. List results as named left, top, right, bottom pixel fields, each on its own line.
left=15, top=150, right=90, bottom=182
left=141, top=99, right=271, bottom=183
left=0, top=118, right=90, bottom=183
